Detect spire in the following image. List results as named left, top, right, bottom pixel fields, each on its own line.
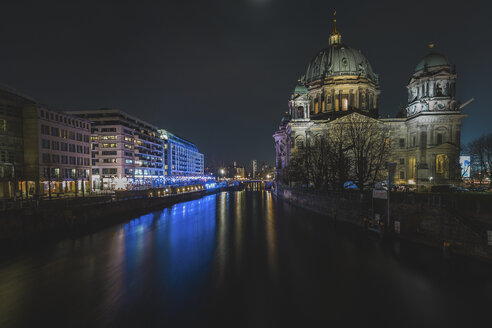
left=329, top=10, right=341, bottom=45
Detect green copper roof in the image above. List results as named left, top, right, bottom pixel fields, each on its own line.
left=415, top=52, right=449, bottom=72
left=304, top=43, right=379, bottom=84
left=294, top=84, right=309, bottom=94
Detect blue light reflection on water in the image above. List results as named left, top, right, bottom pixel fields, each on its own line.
left=106, top=194, right=218, bottom=324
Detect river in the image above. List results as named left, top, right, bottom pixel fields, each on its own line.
left=1, top=190, right=491, bottom=327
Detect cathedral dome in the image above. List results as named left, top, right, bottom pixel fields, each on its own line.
left=415, top=53, right=448, bottom=72
left=304, top=44, right=378, bottom=84
left=415, top=48, right=449, bottom=72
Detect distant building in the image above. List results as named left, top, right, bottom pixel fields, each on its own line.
left=225, top=162, right=245, bottom=179
left=0, top=85, right=35, bottom=198
left=1, top=85, right=92, bottom=198
left=70, top=109, right=165, bottom=190
left=158, top=129, right=204, bottom=177
left=23, top=104, right=92, bottom=196
left=251, top=160, right=258, bottom=178
left=260, top=163, right=274, bottom=180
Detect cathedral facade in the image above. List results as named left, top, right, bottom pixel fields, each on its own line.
left=274, top=16, right=465, bottom=190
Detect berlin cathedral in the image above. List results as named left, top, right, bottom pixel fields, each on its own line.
left=274, top=14, right=466, bottom=189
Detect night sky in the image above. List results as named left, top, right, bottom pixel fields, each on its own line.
left=1, top=0, right=490, bottom=166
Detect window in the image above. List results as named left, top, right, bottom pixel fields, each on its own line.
left=420, top=132, right=427, bottom=148
left=412, top=136, right=416, bottom=147
left=399, top=138, right=405, bottom=148
left=92, top=168, right=100, bottom=175
left=0, top=119, right=6, bottom=132
left=61, top=156, right=68, bottom=164
left=70, top=156, right=76, bottom=165
left=124, top=151, right=133, bottom=157
left=41, top=125, right=50, bottom=135
left=296, top=140, right=304, bottom=148
left=77, top=133, right=82, bottom=141
left=52, top=141, right=59, bottom=150
left=101, top=128, right=116, bottom=132
left=100, top=135, right=117, bottom=140
left=69, top=131, right=75, bottom=140
left=51, top=127, right=59, bottom=137
left=124, top=144, right=133, bottom=149
left=102, top=151, right=117, bottom=155
left=437, top=133, right=443, bottom=145
left=124, top=136, right=132, bottom=142
left=42, top=153, right=50, bottom=163
left=41, top=139, right=50, bottom=149
left=123, top=129, right=132, bottom=135
left=52, top=154, right=59, bottom=163
left=61, top=142, right=68, bottom=151
left=84, top=158, right=90, bottom=166
left=101, top=143, right=117, bottom=148
left=84, top=146, right=90, bottom=154
left=77, top=145, right=82, bottom=153
left=102, top=168, right=117, bottom=174
left=84, top=135, right=90, bottom=143
left=103, top=158, right=117, bottom=163
left=69, top=144, right=76, bottom=152
left=399, top=171, right=405, bottom=179
left=125, top=159, right=133, bottom=164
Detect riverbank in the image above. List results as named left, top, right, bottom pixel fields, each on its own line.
left=0, top=186, right=238, bottom=250
left=273, top=185, right=492, bottom=262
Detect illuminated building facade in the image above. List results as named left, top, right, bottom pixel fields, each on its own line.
left=274, top=14, right=465, bottom=189
left=23, top=104, right=92, bottom=196
left=70, top=109, right=164, bottom=190
left=0, top=85, right=35, bottom=198
left=159, top=129, right=204, bottom=177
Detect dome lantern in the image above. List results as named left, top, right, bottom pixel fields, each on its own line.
left=329, top=10, right=341, bottom=45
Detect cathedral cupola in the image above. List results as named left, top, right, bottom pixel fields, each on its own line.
left=406, top=43, right=458, bottom=117
left=301, top=11, right=380, bottom=120
left=289, top=80, right=310, bottom=121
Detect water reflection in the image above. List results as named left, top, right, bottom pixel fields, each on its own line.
left=0, top=190, right=492, bottom=327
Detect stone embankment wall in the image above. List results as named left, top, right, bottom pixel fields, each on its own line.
left=274, top=185, right=492, bottom=260
left=0, top=187, right=233, bottom=245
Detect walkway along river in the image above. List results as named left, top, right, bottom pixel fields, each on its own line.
left=1, top=190, right=492, bottom=327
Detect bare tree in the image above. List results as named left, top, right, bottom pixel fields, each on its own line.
left=343, top=114, right=390, bottom=190
left=467, top=133, right=492, bottom=185
left=285, top=113, right=390, bottom=191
